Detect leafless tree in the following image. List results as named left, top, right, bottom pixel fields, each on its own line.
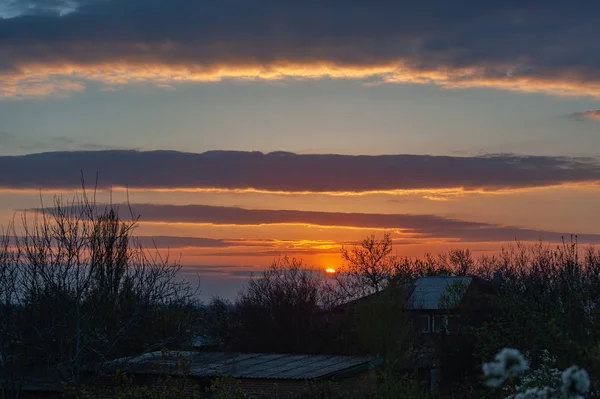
left=0, top=187, right=198, bottom=395
left=0, top=221, right=24, bottom=399
left=234, top=257, right=326, bottom=353
left=334, top=233, right=396, bottom=301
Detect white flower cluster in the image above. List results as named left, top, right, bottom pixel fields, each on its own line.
left=483, top=348, right=528, bottom=388
left=511, top=350, right=562, bottom=395
left=561, top=366, right=590, bottom=398
left=512, top=387, right=552, bottom=399
left=483, top=348, right=591, bottom=399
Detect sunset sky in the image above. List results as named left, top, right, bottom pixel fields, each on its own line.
left=2, top=1, right=600, bottom=299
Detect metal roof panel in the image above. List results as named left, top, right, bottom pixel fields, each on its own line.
left=103, top=351, right=378, bottom=380
left=406, top=276, right=473, bottom=310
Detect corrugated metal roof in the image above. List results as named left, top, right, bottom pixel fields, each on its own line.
left=405, top=276, right=473, bottom=310
left=103, top=351, right=378, bottom=380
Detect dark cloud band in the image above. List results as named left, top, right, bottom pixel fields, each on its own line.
left=103, top=203, right=598, bottom=244
left=2, top=1, right=600, bottom=97
left=2, top=150, right=600, bottom=192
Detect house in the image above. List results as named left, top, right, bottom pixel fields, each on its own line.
left=323, top=275, right=495, bottom=336
left=319, top=275, right=497, bottom=394
left=404, top=275, right=497, bottom=393
left=405, top=275, right=493, bottom=334
left=91, top=350, right=382, bottom=398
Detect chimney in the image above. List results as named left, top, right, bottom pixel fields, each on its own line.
left=493, top=270, right=503, bottom=284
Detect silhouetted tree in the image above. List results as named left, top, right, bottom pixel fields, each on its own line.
left=233, top=257, right=325, bottom=353
left=0, top=188, right=198, bottom=395
left=0, top=223, right=27, bottom=399
left=333, top=233, right=397, bottom=301
left=476, top=239, right=600, bottom=380
left=197, top=297, right=235, bottom=348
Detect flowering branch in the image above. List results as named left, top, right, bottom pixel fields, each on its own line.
left=482, top=348, right=590, bottom=399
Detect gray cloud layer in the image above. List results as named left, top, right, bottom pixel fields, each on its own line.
left=2, top=1, right=600, bottom=97
left=118, top=203, right=594, bottom=244
left=2, top=150, right=600, bottom=192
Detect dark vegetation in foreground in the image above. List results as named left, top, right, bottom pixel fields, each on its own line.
left=1, top=193, right=599, bottom=398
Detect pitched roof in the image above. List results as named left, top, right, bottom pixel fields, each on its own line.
left=405, top=276, right=473, bottom=310
left=102, top=351, right=380, bottom=380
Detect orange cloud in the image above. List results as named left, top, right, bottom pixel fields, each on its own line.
left=0, top=74, right=86, bottom=98
left=572, top=109, right=600, bottom=121
left=3, top=182, right=600, bottom=198
left=4, top=62, right=600, bottom=99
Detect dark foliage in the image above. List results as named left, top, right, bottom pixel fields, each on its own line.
left=232, top=257, right=326, bottom=354
left=0, top=190, right=198, bottom=398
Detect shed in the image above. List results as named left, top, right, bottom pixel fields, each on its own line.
left=95, top=351, right=382, bottom=398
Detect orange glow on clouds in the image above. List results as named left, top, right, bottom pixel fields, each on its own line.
left=4, top=181, right=600, bottom=197
left=4, top=61, right=600, bottom=99
left=576, top=110, right=600, bottom=121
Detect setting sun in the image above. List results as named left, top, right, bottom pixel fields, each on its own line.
left=325, top=268, right=336, bottom=274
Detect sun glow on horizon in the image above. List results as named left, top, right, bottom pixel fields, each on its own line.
left=325, top=268, right=336, bottom=274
